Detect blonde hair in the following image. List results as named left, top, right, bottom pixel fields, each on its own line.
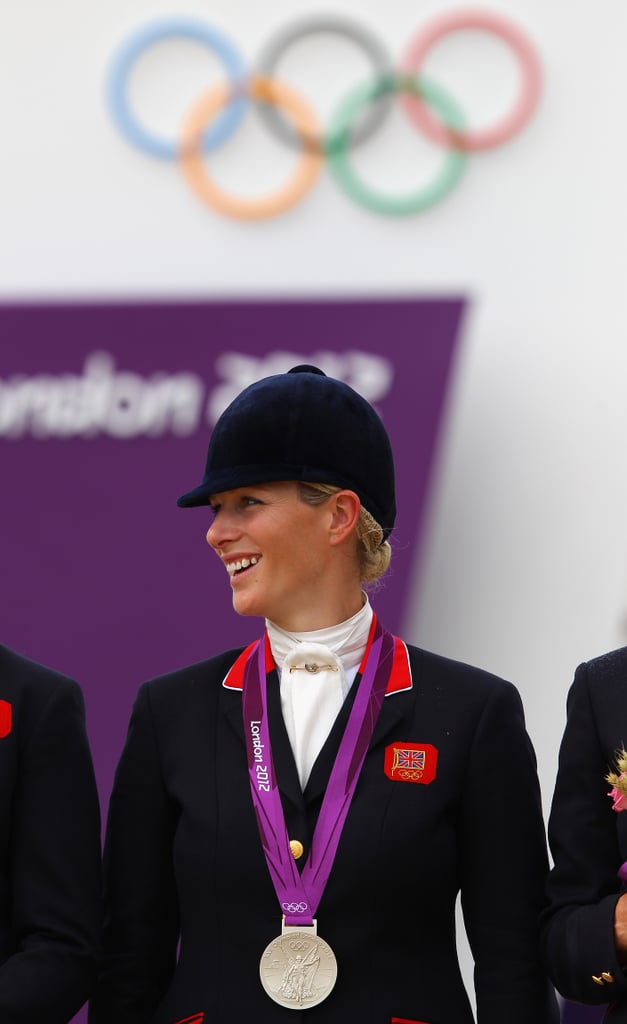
left=297, top=482, right=392, bottom=584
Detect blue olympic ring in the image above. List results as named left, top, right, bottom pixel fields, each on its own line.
left=107, top=17, right=248, bottom=159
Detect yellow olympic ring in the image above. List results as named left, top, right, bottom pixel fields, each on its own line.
left=179, top=76, right=323, bottom=220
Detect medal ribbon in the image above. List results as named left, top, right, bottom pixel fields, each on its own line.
left=243, top=615, right=396, bottom=926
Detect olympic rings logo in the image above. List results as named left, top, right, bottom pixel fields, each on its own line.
left=107, top=10, right=542, bottom=220
left=281, top=902, right=308, bottom=914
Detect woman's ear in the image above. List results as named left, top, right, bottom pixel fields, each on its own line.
left=328, top=490, right=361, bottom=545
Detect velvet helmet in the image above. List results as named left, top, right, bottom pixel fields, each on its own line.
left=177, top=364, right=396, bottom=540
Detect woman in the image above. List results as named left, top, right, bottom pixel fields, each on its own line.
left=90, top=365, right=558, bottom=1024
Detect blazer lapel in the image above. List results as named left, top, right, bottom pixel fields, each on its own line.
left=223, top=689, right=246, bottom=746
left=370, top=687, right=415, bottom=750
left=266, top=668, right=305, bottom=818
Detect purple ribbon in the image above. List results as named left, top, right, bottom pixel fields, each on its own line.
left=242, top=617, right=395, bottom=926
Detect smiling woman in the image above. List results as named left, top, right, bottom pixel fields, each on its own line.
left=89, top=365, right=559, bottom=1024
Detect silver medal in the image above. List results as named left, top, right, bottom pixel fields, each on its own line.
left=259, top=920, right=338, bottom=1009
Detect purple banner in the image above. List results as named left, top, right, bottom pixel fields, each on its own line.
left=0, top=297, right=464, bottom=1020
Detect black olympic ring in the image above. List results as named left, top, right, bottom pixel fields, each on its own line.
left=281, top=901, right=308, bottom=914
left=255, top=14, right=394, bottom=153
left=107, top=10, right=542, bottom=219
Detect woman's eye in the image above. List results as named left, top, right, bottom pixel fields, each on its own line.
left=243, top=497, right=261, bottom=508
left=208, top=504, right=220, bottom=519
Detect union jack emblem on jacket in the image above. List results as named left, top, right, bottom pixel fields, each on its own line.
left=384, top=741, right=438, bottom=785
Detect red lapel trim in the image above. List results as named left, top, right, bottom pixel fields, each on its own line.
left=222, top=617, right=412, bottom=695
left=223, top=634, right=275, bottom=690
left=385, top=635, right=413, bottom=696
left=0, top=700, right=12, bottom=738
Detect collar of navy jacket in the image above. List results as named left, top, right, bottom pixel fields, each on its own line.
left=222, top=617, right=412, bottom=697
left=221, top=618, right=413, bottom=808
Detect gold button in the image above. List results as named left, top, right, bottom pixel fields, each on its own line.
left=592, top=975, right=605, bottom=986
left=290, top=839, right=304, bottom=860
left=602, top=972, right=615, bottom=983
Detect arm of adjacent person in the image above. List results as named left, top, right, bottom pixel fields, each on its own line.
left=89, top=682, right=180, bottom=1024
left=541, top=662, right=627, bottom=1003
left=460, top=679, right=559, bottom=1024
left=0, top=678, right=101, bottom=1024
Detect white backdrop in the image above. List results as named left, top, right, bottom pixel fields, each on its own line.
left=2, top=0, right=625, bottom=1009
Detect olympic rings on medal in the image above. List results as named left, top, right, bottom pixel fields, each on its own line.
left=400, top=9, right=542, bottom=152
left=281, top=902, right=308, bottom=914
left=107, top=9, right=543, bottom=219
left=179, top=76, right=323, bottom=221
left=254, top=14, right=394, bottom=154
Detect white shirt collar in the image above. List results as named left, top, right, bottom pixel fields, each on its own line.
left=266, top=594, right=373, bottom=674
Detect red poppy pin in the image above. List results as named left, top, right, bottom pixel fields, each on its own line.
left=0, top=701, right=12, bottom=738
left=384, top=742, right=438, bottom=784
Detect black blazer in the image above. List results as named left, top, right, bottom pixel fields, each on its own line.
left=0, top=644, right=101, bottom=1023
left=542, top=648, right=627, bottom=1021
left=90, top=641, right=558, bottom=1024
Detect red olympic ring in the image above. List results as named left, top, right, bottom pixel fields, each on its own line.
left=400, top=8, right=542, bottom=152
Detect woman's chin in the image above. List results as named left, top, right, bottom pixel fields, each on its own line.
left=231, top=593, right=263, bottom=620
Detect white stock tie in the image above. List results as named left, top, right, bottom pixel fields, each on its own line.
left=280, top=642, right=345, bottom=789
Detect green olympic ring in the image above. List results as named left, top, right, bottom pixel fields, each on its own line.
left=327, top=74, right=467, bottom=217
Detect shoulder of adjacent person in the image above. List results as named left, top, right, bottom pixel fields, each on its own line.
left=0, top=644, right=86, bottom=754
left=0, top=642, right=82, bottom=703
left=576, top=645, right=627, bottom=686
left=566, top=645, right=627, bottom=725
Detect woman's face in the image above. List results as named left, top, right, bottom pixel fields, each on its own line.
left=206, top=481, right=345, bottom=630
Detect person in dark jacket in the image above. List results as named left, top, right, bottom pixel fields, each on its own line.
left=542, top=649, right=627, bottom=1022
left=91, top=365, right=558, bottom=1024
left=0, top=643, right=101, bottom=1023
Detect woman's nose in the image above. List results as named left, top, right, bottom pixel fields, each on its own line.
left=206, top=512, right=236, bottom=551
left=206, top=520, right=220, bottom=549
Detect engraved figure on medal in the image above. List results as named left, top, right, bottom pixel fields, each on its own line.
left=260, top=930, right=338, bottom=1009
left=279, top=943, right=319, bottom=1001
